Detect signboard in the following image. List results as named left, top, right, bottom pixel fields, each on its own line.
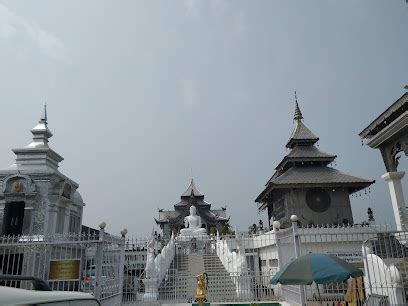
left=327, top=252, right=364, bottom=269
left=49, top=259, right=80, bottom=280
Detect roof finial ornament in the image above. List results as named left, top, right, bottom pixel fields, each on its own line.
left=40, top=103, right=47, bottom=124
left=294, top=91, right=303, bottom=121
left=190, top=176, right=195, bottom=197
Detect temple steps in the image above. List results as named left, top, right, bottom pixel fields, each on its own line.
left=203, top=253, right=237, bottom=302
left=188, top=254, right=205, bottom=275
left=158, top=252, right=238, bottom=302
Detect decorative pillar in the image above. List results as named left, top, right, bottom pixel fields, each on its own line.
left=47, top=205, right=58, bottom=235
left=119, top=228, right=128, bottom=299
left=94, top=222, right=106, bottom=301
left=63, top=208, right=71, bottom=234
left=23, top=205, right=34, bottom=235
left=382, top=171, right=407, bottom=230
left=273, top=221, right=282, bottom=269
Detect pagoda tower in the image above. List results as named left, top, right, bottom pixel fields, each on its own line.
left=0, top=106, right=85, bottom=236
left=255, top=97, right=374, bottom=227
left=155, top=179, right=229, bottom=237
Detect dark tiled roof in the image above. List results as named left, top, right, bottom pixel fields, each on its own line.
left=174, top=199, right=211, bottom=207
left=274, top=146, right=336, bottom=172
left=294, top=100, right=303, bottom=121
left=181, top=179, right=204, bottom=198
left=286, top=146, right=336, bottom=159
left=256, top=166, right=374, bottom=203
left=155, top=206, right=228, bottom=224
left=286, top=121, right=319, bottom=148
left=270, top=166, right=374, bottom=186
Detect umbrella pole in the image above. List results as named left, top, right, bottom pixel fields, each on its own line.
left=315, top=283, right=322, bottom=306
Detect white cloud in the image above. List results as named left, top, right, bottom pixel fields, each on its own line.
left=180, top=78, right=200, bottom=108
left=232, top=10, right=247, bottom=35
left=183, top=0, right=201, bottom=17
left=185, top=0, right=229, bottom=18
left=210, top=0, right=228, bottom=17
left=0, top=3, right=66, bottom=61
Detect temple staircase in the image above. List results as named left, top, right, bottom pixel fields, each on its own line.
left=203, top=253, right=237, bottom=301
left=158, top=253, right=237, bottom=302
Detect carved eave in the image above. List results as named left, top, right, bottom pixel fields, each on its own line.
left=274, top=156, right=336, bottom=173
left=360, top=92, right=408, bottom=140
left=365, top=111, right=408, bottom=172
left=154, top=218, right=168, bottom=225
left=12, top=147, right=64, bottom=163
left=47, top=194, right=84, bottom=207
left=0, top=192, right=39, bottom=201
left=365, top=111, right=408, bottom=149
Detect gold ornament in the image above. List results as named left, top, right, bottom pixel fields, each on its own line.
left=195, top=273, right=207, bottom=306
left=11, top=180, right=22, bottom=193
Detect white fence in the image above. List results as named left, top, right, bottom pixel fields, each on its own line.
left=3, top=223, right=408, bottom=305
left=273, top=220, right=408, bottom=306
left=0, top=228, right=125, bottom=306
left=122, top=234, right=280, bottom=304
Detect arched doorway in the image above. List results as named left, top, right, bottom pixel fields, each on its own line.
left=2, top=201, right=25, bottom=236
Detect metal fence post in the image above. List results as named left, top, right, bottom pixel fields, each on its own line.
left=291, top=215, right=305, bottom=306
left=362, top=240, right=373, bottom=296
left=94, top=222, right=106, bottom=301
left=273, top=221, right=282, bottom=269
left=119, top=228, right=127, bottom=301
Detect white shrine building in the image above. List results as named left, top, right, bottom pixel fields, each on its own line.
left=0, top=107, right=85, bottom=237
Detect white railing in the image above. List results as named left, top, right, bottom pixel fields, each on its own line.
left=215, top=233, right=254, bottom=299
left=273, top=219, right=408, bottom=305
left=0, top=227, right=126, bottom=306
left=142, top=233, right=176, bottom=301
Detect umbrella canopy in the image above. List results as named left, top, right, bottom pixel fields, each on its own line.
left=271, top=252, right=363, bottom=285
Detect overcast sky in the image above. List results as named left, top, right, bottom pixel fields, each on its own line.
left=0, top=1, right=407, bottom=237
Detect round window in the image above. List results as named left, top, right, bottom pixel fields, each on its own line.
left=305, top=188, right=331, bottom=213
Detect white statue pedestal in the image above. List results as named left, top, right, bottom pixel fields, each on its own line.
left=176, top=233, right=209, bottom=242
left=142, top=278, right=159, bottom=301
left=382, top=171, right=407, bottom=231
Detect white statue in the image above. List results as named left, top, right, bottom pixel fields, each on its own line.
left=362, top=245, right=405, bottom=305
left=179, top=206, right=207, bottom=237
left=145, top=238, right=156, bottom=279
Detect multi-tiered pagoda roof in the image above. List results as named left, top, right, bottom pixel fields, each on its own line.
left=155, top=179, right=228, bottom=230
left=256, top=99, right=374, bottom=210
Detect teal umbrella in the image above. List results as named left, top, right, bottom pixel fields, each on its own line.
left=271, top=252, right=363, bottom=285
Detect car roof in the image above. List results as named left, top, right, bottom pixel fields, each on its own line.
left=0, top=286, right=99, bottom=305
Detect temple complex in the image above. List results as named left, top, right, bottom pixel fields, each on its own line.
left=256, top=97, right=374, bottom=227
left=155, top=179, right=228, bottom=238
left=0, top=107, right=85, bottom=237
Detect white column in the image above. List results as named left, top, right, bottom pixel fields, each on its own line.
left=47, top=205, right=58, bottom=235
left=382, top=171, right=407, bottom=231
left=63, top=208, right=71, bottom=234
